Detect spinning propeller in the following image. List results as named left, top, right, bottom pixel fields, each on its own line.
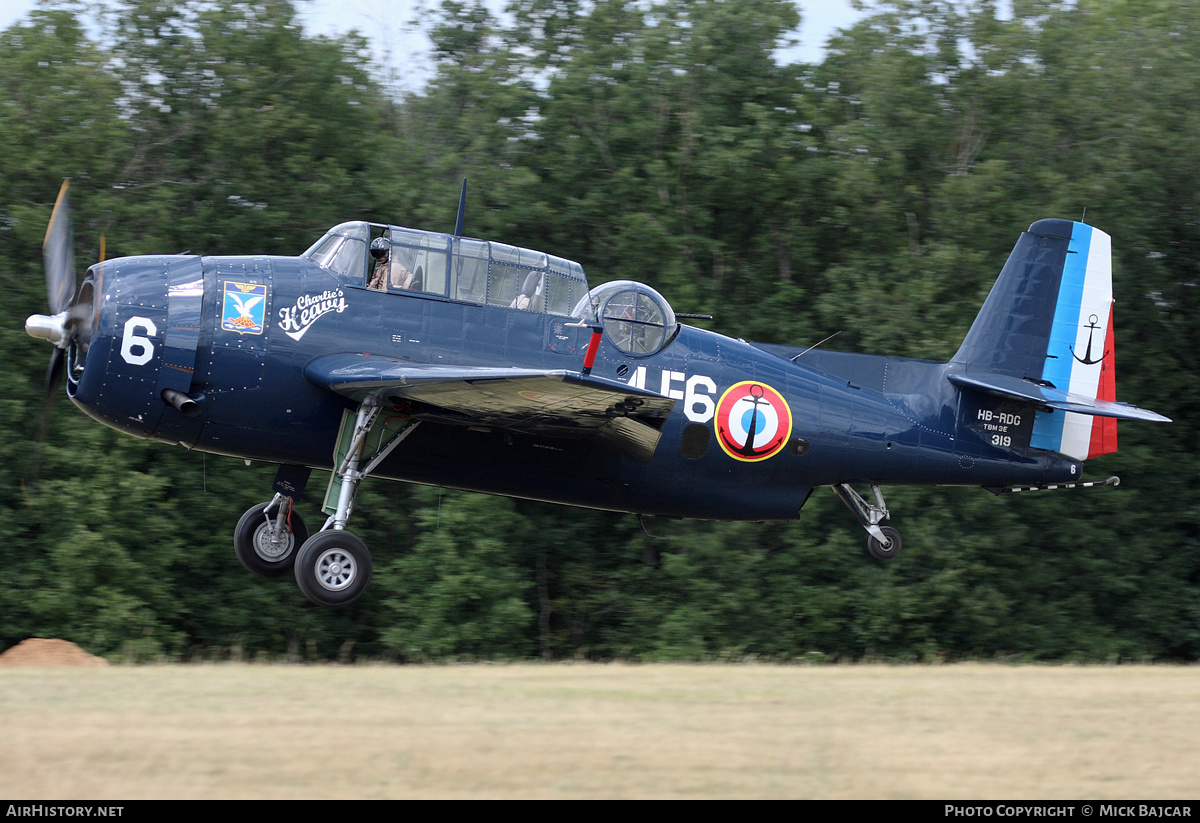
left=25, top=180, right=98, bottom=461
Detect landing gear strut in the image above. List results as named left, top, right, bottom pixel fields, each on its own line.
left=291, top=397, right=420, bottom=607
left=833, top=483, right=901, bottom=560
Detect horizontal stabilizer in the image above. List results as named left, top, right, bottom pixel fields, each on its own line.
left=948, top=371, right=1170, bottom=423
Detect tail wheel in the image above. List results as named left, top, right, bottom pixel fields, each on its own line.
left=867, top=526, right=902, bottom=560
left=234, top=501, right=308, bottom=578
left=294, top=530, right=372, bottom=607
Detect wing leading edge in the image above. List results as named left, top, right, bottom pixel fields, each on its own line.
left=304, top=354, right=676, bottom=461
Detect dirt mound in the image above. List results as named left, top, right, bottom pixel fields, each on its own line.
left=0, top=638, right=108, bottom=668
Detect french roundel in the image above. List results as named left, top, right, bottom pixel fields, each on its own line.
left=714, top=381, right=793, bottom=462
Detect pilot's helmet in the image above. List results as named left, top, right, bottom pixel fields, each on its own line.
left=370, top=237, right=390, bottom=261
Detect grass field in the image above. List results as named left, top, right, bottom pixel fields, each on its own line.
left=0, top=663, right=1196, bottom=799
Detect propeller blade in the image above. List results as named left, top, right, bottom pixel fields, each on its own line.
left=38, top=348, right=65, bottom=435
left=28, top=347, right=66, bottom=487
left=27, top=181, right=100, bottom=488
left=45, top=345, right=65, bottom=394
left=43, top=179, right=75, bottom=314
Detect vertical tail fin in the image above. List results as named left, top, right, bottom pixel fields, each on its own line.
left=952, top=219, right=1119, bottom=460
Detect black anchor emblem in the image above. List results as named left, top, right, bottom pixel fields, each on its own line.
left=1071, top=314, right=1109, bottom=366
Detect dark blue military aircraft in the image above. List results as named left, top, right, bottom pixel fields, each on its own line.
left=26, top=181, right=1170, bottom=606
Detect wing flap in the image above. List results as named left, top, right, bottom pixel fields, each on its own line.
left=304, top=354, right=675, bottom=460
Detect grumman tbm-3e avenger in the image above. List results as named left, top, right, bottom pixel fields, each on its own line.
left=25, top=180, right=1171, bottom=606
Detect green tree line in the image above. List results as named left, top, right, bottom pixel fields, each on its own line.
left=1, top=0, right=1196, bottom=662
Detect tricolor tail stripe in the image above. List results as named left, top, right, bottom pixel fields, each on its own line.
left=1088, top=303, right=1118, bottom=458
left=1029, top=222, right=1117, bottom=460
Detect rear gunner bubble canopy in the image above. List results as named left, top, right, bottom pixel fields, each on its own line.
left=572, top=280, right=679, bottom=357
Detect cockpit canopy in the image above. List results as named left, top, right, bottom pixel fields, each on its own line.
left=572, top=280, right=679, bottom=356
left=303, top=221, right=589, bottom=316
left=303, top=223, right=678, bottom=355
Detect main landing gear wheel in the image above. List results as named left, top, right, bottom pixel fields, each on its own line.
left=867, top=526, right=902, bottom=560
left=294, top=530, right=372, bottom=607
left=234, top=500, right=309, bottom=578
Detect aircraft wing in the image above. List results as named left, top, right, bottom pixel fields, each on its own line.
left=948, top=371, right=1171, bottom=422
left=304, top=354, right=676, bottom=461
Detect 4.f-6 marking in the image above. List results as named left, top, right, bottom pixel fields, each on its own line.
left=626, top=365, right=717, bottom=423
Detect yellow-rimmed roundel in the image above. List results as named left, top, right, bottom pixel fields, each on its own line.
left=713, top=381, right=793, bottom=462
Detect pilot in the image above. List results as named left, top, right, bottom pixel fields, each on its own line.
left=368, top=237, right=391, bottom=290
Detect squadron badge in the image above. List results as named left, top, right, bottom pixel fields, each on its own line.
left=221, top=281, right=266, bottom=335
